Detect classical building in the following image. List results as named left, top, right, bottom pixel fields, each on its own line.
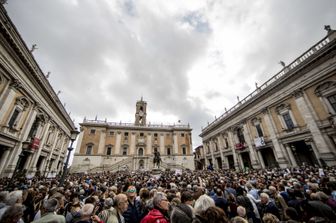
left=199, top=28, right=336, bottom=170
left=0, top=5, right=76, bottom=177
left=71, top=99, right=194, bottom=172
left=194, top=145, right=205, bottom=170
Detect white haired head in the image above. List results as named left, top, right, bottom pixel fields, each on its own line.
left=194, top=194, right=215, bottom=214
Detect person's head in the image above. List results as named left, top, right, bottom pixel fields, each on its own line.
left=237, top=206, right=246, bottom=218
left=126, top=186, right=137, bottom=200
left=260, top=192, right=269, bottom=204
left=114, top=193, right=128, bottom=213
left=194, top=194, right=215, bottom=214
left=139, top=188, right=150, bottom=201
left=181, top=191, right=194, bottom=206
left=0, top=204, right=24, bottom=223
left=50, top=192, right=65, bottom=208
left=104, top=198, right=114, bottom=209
left=153, top=192, right=170, bottom=211
left=43, top=198, right=59, bottom=213
left=81, top=203, right=94, bottom=217
left=0, top=191, right=9, bottom=203
left=231, top=216, right=248, bottom=223
left=262, top=213, right=280, bottom=223
left=6, top=190, right=23, bottom=205
left=204, top=206, right=228, bottom=223
left=269, top=186, right=277, bottom=195
left=285, top=207, right=299, bottom=221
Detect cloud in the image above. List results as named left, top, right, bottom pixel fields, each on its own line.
left=5, top=0, right=336, bottom=148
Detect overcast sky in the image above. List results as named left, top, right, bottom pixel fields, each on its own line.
left=5, top=0, right=336, bottom=148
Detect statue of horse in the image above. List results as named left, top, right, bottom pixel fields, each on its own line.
left=153, top=151, right=161, bottom=169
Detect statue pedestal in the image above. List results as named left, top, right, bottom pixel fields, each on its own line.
left=151, top=168, right=162, bottom=175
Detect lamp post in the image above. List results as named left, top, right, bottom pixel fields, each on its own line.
left=59, top=128, right=79, bottom=186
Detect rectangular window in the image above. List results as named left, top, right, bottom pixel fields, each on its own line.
left=154, top=133, right=158, bottom=137
left=8, top=108, right=20, bottom=128
left=86, top=145, right=92, bottom=155
left=327, top=94, right=336, bottom=112
left=124, top=132, right=129, bottom=136
left=225, top=138, right=229, bottom=148
left=283, top=113, right=295, bottom=129
left=140, top=132, right=144, bottom=137
left=255, top=124, right=264, bottom=137
left=90, top=129, right=96, bottom=134
left=109, top=131, right=114, bottom=136
left=181, top=133, right=185, bottom=137
left=106, top=147, right=112, bottom=155
left=182, top=147, right=186, bottom=155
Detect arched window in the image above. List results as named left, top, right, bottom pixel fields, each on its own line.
left=182, top=147, right=186, bottom=155
left=122, top=147, right=128, bottom=156
left=138, top=148, right=144, bottom=156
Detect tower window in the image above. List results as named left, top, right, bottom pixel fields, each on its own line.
left=106, top=146, right=112, bottom=155
left=86, top=145, right=93, bottom=155
left=122, top=147, right=128, bottom=156
left=138, top=148, right=144, bottom=156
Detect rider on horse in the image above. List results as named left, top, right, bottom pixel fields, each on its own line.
left=153, top=150, right=161, bottom=168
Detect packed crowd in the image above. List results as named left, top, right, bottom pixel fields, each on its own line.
left=0, top=165, right=336, bottom=223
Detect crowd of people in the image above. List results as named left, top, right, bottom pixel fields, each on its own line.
left=0, top=165, right=335, bottom=223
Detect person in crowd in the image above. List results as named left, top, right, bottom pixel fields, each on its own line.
left=203, top=206, right=228, bottom=223
left=97, top=198, right=114, bottom=223
left=0, top=203, right=24, bottom=223
left=258, top=193, right=280, bottom=220
left=76, top=203, right=103, bottom=223
left=170, top=191, right=194, bottom=223
left=141, top=192, right=170, bottom=223
left=123, top=185, right=141, bottom=223
left=262, top=213, right=279, bottom=223
left=31, top=198, right=66, bottom=223
left=193, top=194, right=215, bottom=223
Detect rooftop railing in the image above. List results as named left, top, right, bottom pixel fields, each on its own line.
left=83, top=118, right=190, bottom=128
left=202, top=31, right=335, bottom=133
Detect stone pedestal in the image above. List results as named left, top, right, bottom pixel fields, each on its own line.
left=151, top=168, right=162, bottom=175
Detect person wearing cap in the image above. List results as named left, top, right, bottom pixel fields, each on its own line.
left=123, top=186, right=141, bottom=223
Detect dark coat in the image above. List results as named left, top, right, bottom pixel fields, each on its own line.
left=170, top=203, right=193, bottom=223
left=123, top=199, right=142, bottom=223
left=258, top=201, right=280, bottom=219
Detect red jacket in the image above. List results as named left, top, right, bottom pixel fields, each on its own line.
left=140, top=209, right=169, bottom=223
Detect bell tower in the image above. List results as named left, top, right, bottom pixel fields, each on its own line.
left=135, top=97, right=147, bottom=126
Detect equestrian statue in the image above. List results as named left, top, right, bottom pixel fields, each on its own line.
left=153, top=150, right=161, bottom=169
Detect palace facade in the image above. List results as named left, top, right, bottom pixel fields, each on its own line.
left=0, top=5, right=76, bottom=177
left=71, top=99, right=194, bottom=172
left=199, top=28, right=336, bottom=170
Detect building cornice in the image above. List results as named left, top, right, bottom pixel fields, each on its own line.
left=0, top=5, right=75, bottom=130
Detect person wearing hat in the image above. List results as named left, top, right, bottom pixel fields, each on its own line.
left=123, top=186, right=141, bottom=223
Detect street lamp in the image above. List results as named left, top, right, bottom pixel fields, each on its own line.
left=59, top=128, right=80, bottom=186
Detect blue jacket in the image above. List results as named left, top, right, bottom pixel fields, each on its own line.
left=123, top=199, right=141, bottom=223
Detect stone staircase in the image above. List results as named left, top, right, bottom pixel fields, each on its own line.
left=88, top=157, right=133, bottom=173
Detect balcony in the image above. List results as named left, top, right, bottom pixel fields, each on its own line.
left=235, top=143, right=246, bottom=150
left=22, top=137, right=40, bottom=153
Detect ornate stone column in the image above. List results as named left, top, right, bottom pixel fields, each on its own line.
left=293, top=89, right=336, bottom=166
left=243, top=122, right=260, bottom=168
left=115, top=131, right=121, bottom=155
left=284, top=143, right=297, bottom=167
left=98, top=129, right=107, bottom=155
left=262, top=108, right=288, bottom=167
left=209, top=139, right=217, bottom=169
left=227, top=129, right=239, bottom=170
